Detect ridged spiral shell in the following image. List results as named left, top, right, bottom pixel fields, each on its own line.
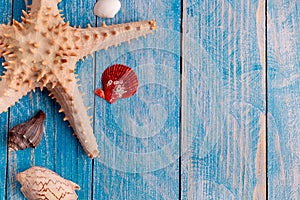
left=9, top=110, right=46, bottom=151
left=16, top=166, right=80, bottom=200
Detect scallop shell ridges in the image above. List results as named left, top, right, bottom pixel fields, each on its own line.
left=95, top=64, right=138, bottom=104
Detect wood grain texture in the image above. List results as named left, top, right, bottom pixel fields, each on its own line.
left=53, top=1, right=95, bottom=199
left=267, top=0, right=300, bottom=199
left=6, top=2, right=34, bottom=199
left=93, top=0, right=181, bottom=199
left=5, top=0, right=94, bottom=199
left=2, top=0, right=295, bottom=199
left=0, top=0, right=11, bottom=198
left=181, top=0, right=266, bottom=199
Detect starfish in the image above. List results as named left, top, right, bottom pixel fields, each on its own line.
left=0, top=0, right=156, bottom=158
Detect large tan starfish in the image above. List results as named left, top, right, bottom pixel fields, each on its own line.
left=0, top=0, right=156, bottom=158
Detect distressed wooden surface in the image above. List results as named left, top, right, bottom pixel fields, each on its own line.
left=0, top=0, right=11, bottom=198
left=6, top=0, right=95, bottom=199
left=181, top=0, right=266, bottom=199
left=2, top=0, right=298, bottom=199
left=267, top=0, right=300, bottom=199
left=92, top=0, right=181, bottom=199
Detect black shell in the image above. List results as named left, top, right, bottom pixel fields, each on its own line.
left=9, top=110, right=46, bottom=151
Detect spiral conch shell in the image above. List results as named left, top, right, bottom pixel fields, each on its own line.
left=16, top=166, right=80, bottom=200
left=9, top=110, right=46, bottom=151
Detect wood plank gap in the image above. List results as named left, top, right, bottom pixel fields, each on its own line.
left=91, top=1, right=98, bottom=198
left=53, top=105, right=57, bottom=171
left=265, top=0, right=268, bottom=198
left=180, top=0, right=186, bottom=200
left=4, top=109, right=11, bottom=200
left=5, top=0, right=14, bottom=198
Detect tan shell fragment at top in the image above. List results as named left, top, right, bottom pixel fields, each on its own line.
left=0, top=0, right=157, bottom=158
left=16, top=166, right=80, bottom=200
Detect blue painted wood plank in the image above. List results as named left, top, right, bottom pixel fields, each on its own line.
left=267, top=0, right=300, bottom=199
left=53, top=1, right=95, bottom=199
left=0, top=0, right=274, bottom=199
left=181, top=0, right=266, bottom=199
left=0, top=109, right=8, bottom=200
left=6, top=1, right=58, bottom=198
left=6, top=0, right=94, bottom=199
left=93, top=0, right=181, bottom=199
left=6, top=1, right=35, bottom=199
left=0, top=1, right=12, bottom=198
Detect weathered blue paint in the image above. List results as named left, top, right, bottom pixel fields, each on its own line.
left=182, top=0, right=266, bottom=199
left=267, top=0, right=300, bottom=199
left=5, top=0, right=95, bottom=199
left=93, top=0, right=181, bottom=199
left=5, top=0, right=300, bottom=199
left=0, top=0, right=11, bottom=198
left=53, top=1, right=95, bottom=199
left=5, top=1, right=36, bottom=199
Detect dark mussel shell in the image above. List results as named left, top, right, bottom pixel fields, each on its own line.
left=95, top=64, right=138, bottom=104
left=9, top=110, right=46, bottom=151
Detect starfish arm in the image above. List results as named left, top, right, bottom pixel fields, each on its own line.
left=0, top=25, right=14, bottom=57
left=73, top=20, right=157, bottom=59
left=0, top=24, right=9, bottom=39
left=46, top=79, right=98, bottom=158
left=30, top=0, right=62, bottom=16
left=25, top=0, right=64, bottom=28
left=0, top=76, right=37, bottom=113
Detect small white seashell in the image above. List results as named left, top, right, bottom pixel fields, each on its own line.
left=16, top=166, right=80, bottom=200
left=93, top=0, right=121, bottom=18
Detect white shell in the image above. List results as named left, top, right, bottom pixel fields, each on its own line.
left=93, top=0, right=121, bottom=18
left=16, top=166, right=80, bottom=200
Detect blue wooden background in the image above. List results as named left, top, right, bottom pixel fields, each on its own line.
left=0, top=0, right=297, bottom=199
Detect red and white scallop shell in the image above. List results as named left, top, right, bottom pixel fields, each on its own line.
left=95, top=64, right=138, bottom=104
